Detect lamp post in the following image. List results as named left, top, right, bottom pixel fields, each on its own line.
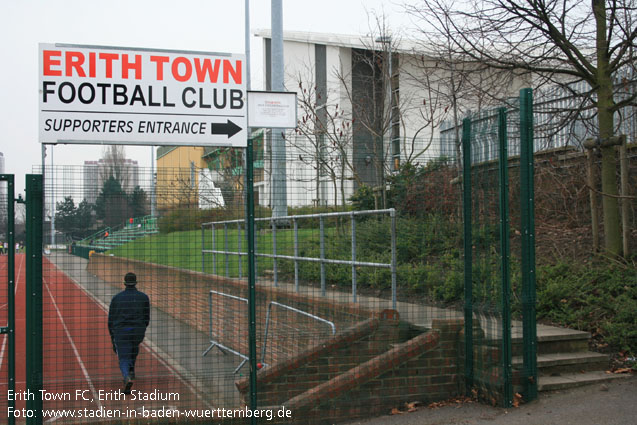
left=375, top=35, right=392, bottom=208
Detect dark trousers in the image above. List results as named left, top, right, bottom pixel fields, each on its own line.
left=113, top=331, right=142, bottom=380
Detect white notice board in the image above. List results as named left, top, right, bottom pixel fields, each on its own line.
left=247, top=91, right=297, bottom=129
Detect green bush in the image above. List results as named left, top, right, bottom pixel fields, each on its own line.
left=536, top=261, right=637, bottom=354
left=159, top=206, right=272, bottom=233
left=128, top=203, right=637, bottom=355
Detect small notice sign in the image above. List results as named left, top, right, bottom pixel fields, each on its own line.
left=247, top=91, right=297, bottom=129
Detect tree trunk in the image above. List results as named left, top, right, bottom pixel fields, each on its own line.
left=594, top=0, right=622, bottom=256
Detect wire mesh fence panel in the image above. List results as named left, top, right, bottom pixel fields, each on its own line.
left=25, top=117, right=539, bottom=424
left=39, top=159, right=248, bottom=423
left=232, top=135, right=468, bottom=423
left=0, top=177, right=15, bottom=422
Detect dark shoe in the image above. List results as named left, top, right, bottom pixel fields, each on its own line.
left=123, top=376, right=133, bottom=394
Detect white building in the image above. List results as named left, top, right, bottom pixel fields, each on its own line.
left=255, top=30, right=528, bottom=207
left=83, top=158, right=139, bottom=204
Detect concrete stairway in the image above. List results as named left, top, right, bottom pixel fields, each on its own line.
left=514, top=326, right=628, bottom=391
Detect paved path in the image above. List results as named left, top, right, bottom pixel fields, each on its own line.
left=254, top=274, right=587, bottom=342
left=47, top=253, right=241, bottom=408
left=345, top=375, right=637, bottom=425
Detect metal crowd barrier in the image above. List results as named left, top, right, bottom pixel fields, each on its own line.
left=201, top=209, right=397, bottom=309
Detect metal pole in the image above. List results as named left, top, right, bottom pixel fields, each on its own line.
left=519, top=88, right=537, bottom=401
left=201, top=225, right=205, bottom=273
left=271, top=0, right=287, bottom=218
left=212, top=224, right=216, bottom=275
left=246, top=138, right=258, bottom=421
left=351, top=213, right=357, bottom=303
left=2, top=175, right=15, bottom=425
left=238, top=222, right=243, bottom=279
left=390, top=209, right=397, bottom=310
left=254, top=222, right=258, bottom=278
left=498, top=107, right=513, bottom=408
left=25, top=174, right=43, bottom=425
left=320, top=216, right=326, bottom=297
left=272, top=219, right=278, bottom=286
left=293, top=217, right=299, bottom=292
left=462, top=117, right=474, bottom=395
left=151, top=146, right=156, bottom=217
left=245, top=0, right=251, bottom=91
left=50, top=146, right=55, bottom=247
left=224, top=223, right=229, bottom=277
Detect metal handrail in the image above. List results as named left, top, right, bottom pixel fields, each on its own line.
left=260, top=301, right=336, bottom=364
left=201, top=209, right=397, bottom=309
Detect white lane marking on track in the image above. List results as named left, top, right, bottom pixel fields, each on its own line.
left=0, top=255, right=24, bottom=370
left=44, top=279, right=103, bottom=411
left=59, top=260, right=214, bottom=410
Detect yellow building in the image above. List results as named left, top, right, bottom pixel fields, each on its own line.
left=156, top=146, right=208, bottom=211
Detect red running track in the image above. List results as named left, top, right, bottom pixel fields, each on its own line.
left=0, top=254, right=205, bottom=423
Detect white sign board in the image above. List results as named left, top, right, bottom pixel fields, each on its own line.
left=247, top=91, right=297, bottom=128
left=39, top=44, right=247, bottom=146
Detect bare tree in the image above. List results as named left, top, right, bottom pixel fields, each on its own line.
left=405, top=0, right=637, bottom=257
left=402, top=42, right=524, bottom=171
left=99, top=145, right=133, bottom=191
left=331, top=14, right=454, bottom=207
left=290, top=66, right=357, bottom=207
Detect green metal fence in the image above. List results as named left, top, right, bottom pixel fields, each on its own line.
left=9, top=90, right=537, bottom=424
left=462, top=89, right=537, bottom=406
left=0, top=174, right=16, bottom=425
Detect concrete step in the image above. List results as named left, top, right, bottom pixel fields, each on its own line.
left=538, top=371, right=631, bottom=392
left=511, top=326, right=591, bottom=355
left=483, top=328, right=591, bottom=356
left=513, top=351, right=609, bottom=375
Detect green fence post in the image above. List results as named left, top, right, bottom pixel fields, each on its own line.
left=246, top=139, right=258, bottom=424
left=462, top=118, right=473, bottom=394
left=497, top=108, right=513, bottom=408
left=26, top=174, right=43, bottom=425
left=519, top=88, right=538, bottom=401
left=1, top=175, right=16, bottom=425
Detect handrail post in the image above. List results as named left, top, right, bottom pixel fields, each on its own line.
left=293, top=217, right=299, bottom=292
left=272, top=219, right=278, bottom=286
left=212, top=224, right=216, bottom=275
left=351, top=213, right=357, bottom=303
left=320, top=216, right=326, bottom=297
left=201, top=224, right=205, bottom=273
left=224, top=223, right=229, bottom=277
left=390, top=209, right=397, bottom=310
left=237, top=221, right=242, bottom=279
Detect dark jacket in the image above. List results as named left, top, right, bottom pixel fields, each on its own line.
left=108, top=287, right=150, bottom=340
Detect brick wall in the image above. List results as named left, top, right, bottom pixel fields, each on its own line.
left=88, top=254, right=379, bottom=366
left=234, top=318, right=463, bottom=425
left=89, top=255, right=466, bottom=424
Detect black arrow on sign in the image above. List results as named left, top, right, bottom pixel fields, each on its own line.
left=211, top=120, right=242, bottom=138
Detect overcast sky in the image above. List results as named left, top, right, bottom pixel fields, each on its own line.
left=0, top=0, right=409, bottom=195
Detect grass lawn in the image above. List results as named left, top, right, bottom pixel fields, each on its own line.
left=109, top=227, right=320, bottom=278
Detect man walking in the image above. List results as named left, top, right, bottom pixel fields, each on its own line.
left=108, top=272, right=150, bottom=394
